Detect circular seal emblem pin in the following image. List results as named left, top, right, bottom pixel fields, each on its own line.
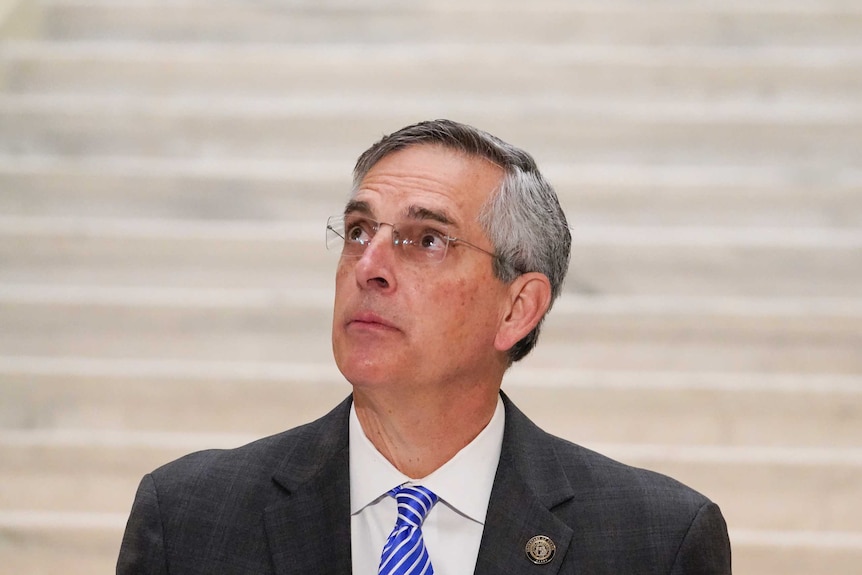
left=525, top=535, right=556, bottom=565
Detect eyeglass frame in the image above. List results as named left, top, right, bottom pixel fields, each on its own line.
left=326, top=213, right=504, bottom=266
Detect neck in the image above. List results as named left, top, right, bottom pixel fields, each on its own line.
left=353, top=384, right=500, bottom=478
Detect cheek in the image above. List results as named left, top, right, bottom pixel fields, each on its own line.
left=333, top=261, right=354, bottom=297
left=432, top=277, right=499, bottom=338
left=432, top=277, right=470, bottom=307
left=334, top=259, right=351, bottom=282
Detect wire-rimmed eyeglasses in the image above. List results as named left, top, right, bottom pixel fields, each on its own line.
left=326, top=214, right=499, bottom=265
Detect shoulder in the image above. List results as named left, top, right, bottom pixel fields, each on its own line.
left=501, top=395, right=730, bottom=571
left=547, top=432, right=712, bottom=512
left=117, top=398, right=353, bottom=574
left=501, top=398, right=730, bottom=575
left=502, top=393, right=721, bottom=533
left=503, top=392, right=711, bottom=509
left=148, top=396, right=352, bottom=498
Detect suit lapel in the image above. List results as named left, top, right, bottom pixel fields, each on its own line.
left=264, top=397, right=353, bottom=575
left=259, top=393, right=579, bottom=574
left=474, top=393, right=575, bottom=575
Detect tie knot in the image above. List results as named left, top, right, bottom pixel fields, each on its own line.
left=390, top=485, right=438, bottom=528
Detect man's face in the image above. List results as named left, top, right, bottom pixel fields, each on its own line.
left=332, top=144, right=511, bottom=394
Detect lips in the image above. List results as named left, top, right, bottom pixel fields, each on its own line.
left=347, top=311, right=399, bottom=332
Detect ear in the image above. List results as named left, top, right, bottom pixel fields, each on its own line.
left=494, top=272, right=553, bottom=353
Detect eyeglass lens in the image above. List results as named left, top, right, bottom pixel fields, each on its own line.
left=326, top=215, right=451, bottom=263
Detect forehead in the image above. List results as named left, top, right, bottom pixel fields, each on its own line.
left=351, top=144, right=504, bottom=224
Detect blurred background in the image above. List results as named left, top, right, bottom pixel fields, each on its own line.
left=1, top=0, right=861, bottom=573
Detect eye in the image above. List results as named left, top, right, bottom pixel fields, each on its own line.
left=344, top=217, right=374, bottom=245
left=398, top=221, right=449, bottom=254
left=416, top=228, right=447, bottom=251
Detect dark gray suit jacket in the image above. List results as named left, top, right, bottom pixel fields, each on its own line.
left=117, top=393, right=731, bottom=574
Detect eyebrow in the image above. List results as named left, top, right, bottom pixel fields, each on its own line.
left=343, top=200, right=456, bottom=227
left=406, top=205, right=454, bottom=226
left=343, top=199, right=373, bottom=217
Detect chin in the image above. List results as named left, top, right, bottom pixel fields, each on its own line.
left=334, top=351, right=392, bottom=389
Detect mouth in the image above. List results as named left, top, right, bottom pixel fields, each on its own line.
left=347, top=311, right=399, bottom=332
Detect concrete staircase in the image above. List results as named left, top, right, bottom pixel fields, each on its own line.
left=1, top=1, right=861, bottom=573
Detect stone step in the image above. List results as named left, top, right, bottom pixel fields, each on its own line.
left=2, top=439, right=860, bottom=533
left=1, top=304, right=859, bottom=373
left=2, top=523, right=860, bottom=575
left=0, top=234, right=338, bottom=292
left=0, top=304, right=335, bottom=363
left=508, top=375, right=862, bottom=449
left=12, top=0, right=862, bottom=46
left=732, top=536, right=862, bottom=575
left=0, top=159, right=350, bottom=223
left=0, top=527, right=124, bottom=575
left=1, top=97, right=859, bottom=167
left=3, top=42, right=861, bottom=100
left=2, top=1, right=858, bottom=573
left=636, top=455, right=862, bottom=533
left=532, top=312, right=862, bottom=373
left=3, top=368, right=861, bottom=448
left=2, top=229, right=860, bottom=297
left=1, top=159, right=861, bottom=228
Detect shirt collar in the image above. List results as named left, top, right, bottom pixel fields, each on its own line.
left=349, top=395, right=505, bottom=525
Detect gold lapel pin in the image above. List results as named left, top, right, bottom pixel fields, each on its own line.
left=525, top=535, right=556, bottom=565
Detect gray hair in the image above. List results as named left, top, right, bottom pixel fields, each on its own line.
left=352, top=119, right=571, bottom=363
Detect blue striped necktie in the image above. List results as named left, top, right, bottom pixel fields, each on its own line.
left=378, top=485, right=438, bottom=575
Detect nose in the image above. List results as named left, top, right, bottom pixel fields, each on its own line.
left=352, top=224, right=397, bottom=291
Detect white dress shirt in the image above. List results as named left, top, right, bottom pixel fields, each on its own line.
left=349, top=396, right=505, bottom=575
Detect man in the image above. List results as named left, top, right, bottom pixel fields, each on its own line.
left=117, top=119, right=732, bottom=574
